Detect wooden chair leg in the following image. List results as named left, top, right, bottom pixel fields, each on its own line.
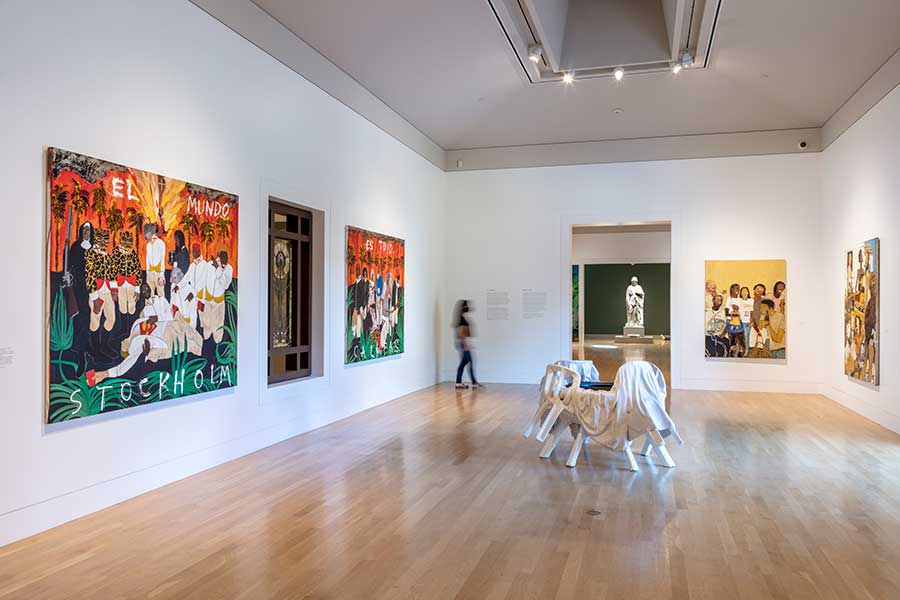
left=536, top=402, right=564, bottom=442
left=539, top=424, right=564, bottom=459
left=565, top=427, right=585, bottom=468
left=624, top=443, right=639, bottom=472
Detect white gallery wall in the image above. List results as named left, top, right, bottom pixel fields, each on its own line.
left=820, top=84, right=900, bottom=434
left=441, top=155, right=824, bottom=388
left=571, top=230, right=672, bottom=265
left=0, top=0, right=445, bottom=545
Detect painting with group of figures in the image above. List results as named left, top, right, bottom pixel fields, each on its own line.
left=845, top=238, right=879, bottom=385
left=345, top=226, right=405, bottom=364
left=704, top=259, right=786, bottom=360
left=46, top=148, right=238, bottom=423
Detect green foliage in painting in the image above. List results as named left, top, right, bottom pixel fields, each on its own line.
left=46, top=338, right=239, bottom=423
left=345, top=296, right=405, bottom=364
left=49, top=291, right=73, bottom=353
left=215, top=289, right=238, bottom=369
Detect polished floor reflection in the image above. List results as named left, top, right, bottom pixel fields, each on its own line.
left=2, top=385, right=900, bottom=599
left=575, top=335, right=671, bottom=385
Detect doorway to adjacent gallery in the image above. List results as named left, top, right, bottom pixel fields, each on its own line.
left=570, top=222, right=672, bottom=387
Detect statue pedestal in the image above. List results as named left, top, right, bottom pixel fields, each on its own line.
left=615, top=324, right=654, bottom=344
left=622, top=325, right=645, bottom=336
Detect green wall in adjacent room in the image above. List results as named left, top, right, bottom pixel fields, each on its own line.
left=583, top=263, right=671, bottom=336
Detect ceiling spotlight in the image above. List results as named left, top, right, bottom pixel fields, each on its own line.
left=680, top=50, right=694, bottom=68
left=613, top=67, right=624, bottom=81
left=562, top=72, right=574, bottom=84
left=671, top=63, right=682, bottom=74
left=527, top=44, right=543, bottom=63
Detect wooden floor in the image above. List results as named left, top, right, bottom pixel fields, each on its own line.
left=3, top=385, right=900, bottom=599
left=574, top=335, right=671, bottom=385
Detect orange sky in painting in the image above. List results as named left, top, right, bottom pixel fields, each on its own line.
left=346, top=227, right=405, bottom=288
left=48, top=151, right=239, bottom=278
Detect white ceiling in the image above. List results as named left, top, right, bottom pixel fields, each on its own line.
left=253, top=0, right=900, bottom=151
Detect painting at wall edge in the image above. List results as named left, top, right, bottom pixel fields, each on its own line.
left=844, top=237, right=879, bottom=386
left=345, top=226, right=405, bottom=364
left=46, top=147, right=238, bottom=423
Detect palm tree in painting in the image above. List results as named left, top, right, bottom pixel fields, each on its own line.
left=199, top=220, right=215, bottom=257
left=107, top=205, right=124, bottom=246
left=70, top=181, right=89, bottom=240
left=126, top=207, right=144, bottom=254
left=50, top=184, right=68, bottom=271
left=179, top=212, right=199, bottom=250
left=214, top=215, right=232, bottom=244
left=91, top=182, right=108, bottom=227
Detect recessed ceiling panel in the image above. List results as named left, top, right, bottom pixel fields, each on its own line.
left=251, top=0, right=900, bottom=151
left=562, top=0, right=671, bottom=71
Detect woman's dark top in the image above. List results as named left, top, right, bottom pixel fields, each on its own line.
left=455, top=314, right=469, bottom=349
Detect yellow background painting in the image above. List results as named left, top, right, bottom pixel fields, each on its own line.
left=705, top=259, right=786, bottom=294
left=704, top=259, right=787, bottom=360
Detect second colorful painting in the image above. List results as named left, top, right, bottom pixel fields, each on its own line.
left=704, top=259, right=786, bottom=359
left=345, top=226, right=405, bottom=364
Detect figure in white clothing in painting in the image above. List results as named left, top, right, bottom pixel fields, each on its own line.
left=143, top=223, right=167, bottom=298
left=169, top=266, right=198, bottom=329
left=625, top=276, right=645, bottom=327
left=184, top=243, right=210, bottom=330
left=202, top=249, right=233, bottom=343
left=86, top=283, right=204, bottom=386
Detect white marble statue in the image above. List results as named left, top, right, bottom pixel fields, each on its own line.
left=626, top=276, right=645, bottom=327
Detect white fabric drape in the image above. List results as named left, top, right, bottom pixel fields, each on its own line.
left=564, top=361, right=680, bottom=451
left=554, top=359, right=600, bottom=383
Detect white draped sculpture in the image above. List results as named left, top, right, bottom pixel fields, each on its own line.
left=525, top=361, right=683, bottom=470
left=625, top=276, right=645, bottom=327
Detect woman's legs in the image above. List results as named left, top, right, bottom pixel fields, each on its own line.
left=456, top=350, right=471, bottom=384
left=466, top=351, right=479, bottom=385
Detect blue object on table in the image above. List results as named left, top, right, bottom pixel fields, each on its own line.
left=580, top=380, right=614, bottom=390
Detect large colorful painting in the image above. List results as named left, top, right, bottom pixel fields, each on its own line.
left=704, top=260, right=786, bottom=359
left=844, top=238, right=879, bottom=385
left=46, top=148, right=238, bottom=423
left=345, top=226, right=404, bottom=363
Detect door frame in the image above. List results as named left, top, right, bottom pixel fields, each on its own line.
left=559, top=211, right=681, bottom=388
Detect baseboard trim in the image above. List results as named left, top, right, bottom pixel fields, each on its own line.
left=440, top=373, right=820, bottom=395
left=0, top=382, right=436, bottom=548
left=818, top=383, right=900, bottom=435
left=678, top=378, right=820, bottom=394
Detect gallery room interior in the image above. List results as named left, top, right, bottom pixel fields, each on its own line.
left=1, top=0, right=899, bottom=598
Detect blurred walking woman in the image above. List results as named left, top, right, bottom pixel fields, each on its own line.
left=453, top=300, right=481, bottom=389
